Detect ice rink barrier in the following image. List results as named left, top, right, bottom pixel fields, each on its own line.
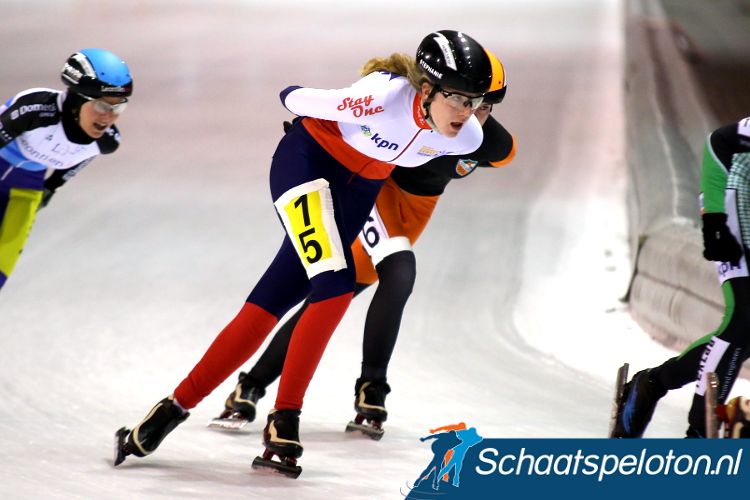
left=623, top=0, right=735, bottom=363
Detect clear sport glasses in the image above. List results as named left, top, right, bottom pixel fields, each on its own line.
left=79, top=94, right=128, bottom=115
left=434, top=86, right=484, bottom=110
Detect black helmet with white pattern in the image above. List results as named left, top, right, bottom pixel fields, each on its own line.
left=416, top=31, right=492, bottom=95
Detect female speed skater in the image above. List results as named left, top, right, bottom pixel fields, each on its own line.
left=613, top=117, right=750, bottom=439
left=217, top=82, right=514, bottom=437
left=0, top=49, right=132, bottom=291
left=116, top=30, right=505, bottom=475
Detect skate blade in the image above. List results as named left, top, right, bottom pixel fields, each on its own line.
left=345, top=420, right=384, bottom=440
left=251, top=455, right=302, bottom=479
left=207, top=413, right=250, bottom=430
left=114, top=427, right=131, bottom=466
left=705, top=372, right=720, bottom=438
left=608, top=363, right=629, bottom=438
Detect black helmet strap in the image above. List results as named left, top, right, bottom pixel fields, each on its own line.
left=421, top=85, right=441, bottom=132
left=422, top=87, right=436, bottom=118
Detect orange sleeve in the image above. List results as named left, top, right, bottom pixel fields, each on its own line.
left=489, top=134, right=517, bottom=167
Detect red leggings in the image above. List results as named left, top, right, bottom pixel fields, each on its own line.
left=174, top=293, right=352, bottom=410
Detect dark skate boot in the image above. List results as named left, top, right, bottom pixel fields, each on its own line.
left=208, top=372, right=265, bottom=430
left=345, top=378, right=391, bottom=440
left=612, top=369, right=666, bottom=438
left=251, top=409, right=303, bottom=478
left=114, top=395, right=189, bottom=466
left=231, top=372, right=265, bottom=421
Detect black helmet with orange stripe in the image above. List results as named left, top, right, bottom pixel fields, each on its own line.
left=482, top=51, right=507, bottom=104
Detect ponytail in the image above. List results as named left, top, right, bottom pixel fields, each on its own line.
left=360, top=53, right=432, bottom=91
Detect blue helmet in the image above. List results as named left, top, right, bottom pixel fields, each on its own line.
left=61, top=48, right=133, bottom=98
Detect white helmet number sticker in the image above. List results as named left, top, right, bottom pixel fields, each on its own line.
left=433, top=33, right=457, bottom=71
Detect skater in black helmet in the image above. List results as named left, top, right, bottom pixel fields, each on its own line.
left=0, top=49, right=132, bottom=291
left=613, top=117, right=750, bottom=438
left=116, top=31, right=504, bottom=476
left=215, top=80, right=514, bottom=437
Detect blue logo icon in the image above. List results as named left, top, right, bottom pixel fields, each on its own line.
left=404, top=423, right=483, bottom=498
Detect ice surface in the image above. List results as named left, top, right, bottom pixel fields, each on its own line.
left=1, top=1, right=745, bottom=498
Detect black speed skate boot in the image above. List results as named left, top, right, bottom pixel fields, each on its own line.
left=251, top=409, right=303, bottom=478
left=114, top=395, right=189, bottom=466
left=612, top=369, right=667, bottom=438
left=209, top=372, right=266, bottom=429
left=230, top=372, right=265, bottom=421
left=345, top=378, right=391, bottom=440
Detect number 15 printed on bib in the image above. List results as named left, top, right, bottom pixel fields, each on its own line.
left=274, top=179, right=346, bottom=279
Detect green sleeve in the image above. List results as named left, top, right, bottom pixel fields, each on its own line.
left=700, top=136, right=728, bottom=213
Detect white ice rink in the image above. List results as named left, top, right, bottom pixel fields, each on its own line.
left=2, top=0, right=747, bottom=498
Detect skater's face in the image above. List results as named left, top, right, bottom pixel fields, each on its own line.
left=77, top=96, right=127, bottom=139
left=421, top=83, right=480, bottom=138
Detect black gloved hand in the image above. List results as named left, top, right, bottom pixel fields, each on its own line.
left=702, top=212, right=743, bottom=265
left=38, top=188, right=56, bottom=210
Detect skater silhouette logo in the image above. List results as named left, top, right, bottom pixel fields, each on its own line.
left=404, top=422, right=484, bottom=498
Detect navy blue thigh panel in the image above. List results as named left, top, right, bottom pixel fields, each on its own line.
left=246, top=123, right=385, bottom=317
left=0, top=163, right=45, bottom=220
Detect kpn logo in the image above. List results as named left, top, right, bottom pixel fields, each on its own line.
left=403, top=422, right=483, bottom=499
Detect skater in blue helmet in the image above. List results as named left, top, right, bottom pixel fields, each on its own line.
left=0, top=48, right=132, bottom=291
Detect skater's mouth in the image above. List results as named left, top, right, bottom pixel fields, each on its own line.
left=450, top=121, right=465, bottom=131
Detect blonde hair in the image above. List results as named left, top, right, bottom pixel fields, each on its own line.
left=359, top=53, right=432, bottom=91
